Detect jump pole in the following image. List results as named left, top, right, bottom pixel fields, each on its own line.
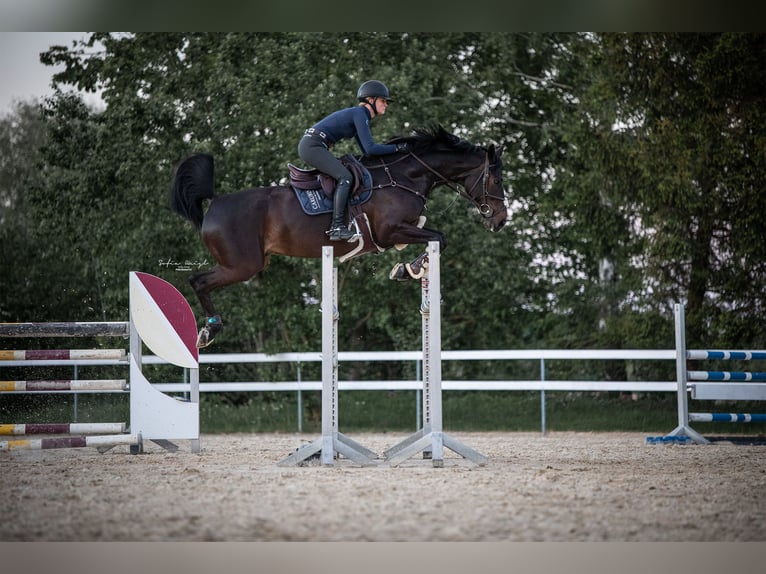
left=1, top=423, right=127, bottom=435
left=384, top=241, right=487, bottom=467
left=278, top=246, right=376, bottom=466
left=0, top=380, right=127, bottom=392
left=1, top=433, right=141, bottom=452
left=0, top=322, right=129, bottom=338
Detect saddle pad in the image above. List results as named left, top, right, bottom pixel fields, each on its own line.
left=293, top=186, right=373, bottom=216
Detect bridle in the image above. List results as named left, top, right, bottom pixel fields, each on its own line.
left=370, top=150, right=505, bottom=218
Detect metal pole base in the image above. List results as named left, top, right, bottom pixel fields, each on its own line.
left=278, top=432, right=377, bottom=467
left=384, top=430, right=487, bottom=467
left=666, top=424, right=710, bottom=444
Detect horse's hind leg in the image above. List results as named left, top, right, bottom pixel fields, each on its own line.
left=189, top=265, right=256, bottom=348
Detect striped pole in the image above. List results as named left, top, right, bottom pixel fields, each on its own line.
left=687, top=350, right=766, bottom=361
left=0, top=380, right=127, bottom=392
left=0, top=423, right=127, bottom=435
left=689, top=413, right=766, bottom=423
left=0, top=433, right=141, bottom=451
left=688, top=371, right=766, bottom=381
left=688, top=370, right=766, bottom=381
left=0, top=349, right=126, bottom=361
left=0, top=322, right=129, bottom=338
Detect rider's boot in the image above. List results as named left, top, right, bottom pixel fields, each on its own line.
left=327, top=177, right=356, bottom=241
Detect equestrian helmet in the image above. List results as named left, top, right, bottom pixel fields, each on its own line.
left=357, top=80, right=393, bottom=102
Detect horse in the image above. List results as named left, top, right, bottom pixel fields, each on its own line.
left=170, top=125, right=508, bottom=348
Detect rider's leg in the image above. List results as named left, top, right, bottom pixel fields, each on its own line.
left=297, top=135, right=356, bottom=241
left=327, top=176, right=355, bottom=241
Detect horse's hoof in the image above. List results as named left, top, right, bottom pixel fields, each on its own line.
left=405, top=259, right=428, bottom=279
left=196, top=315, right=222, bottom=348
left=197, top=327, right=220, bottom=349
left=196, top=327, right=216, bottom=349
left=389, top=263, right=411, bottom=281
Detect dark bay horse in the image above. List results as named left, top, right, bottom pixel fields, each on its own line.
left=170, top=125, right=508, bottom=347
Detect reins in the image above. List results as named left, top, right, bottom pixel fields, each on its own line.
left=367, top=150, right=504, bottom=217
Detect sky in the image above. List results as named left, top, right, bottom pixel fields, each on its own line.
left=0, top=32, right=102, bottom=114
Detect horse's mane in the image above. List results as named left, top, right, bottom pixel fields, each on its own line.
left=388, top=124, right=481, bottom=155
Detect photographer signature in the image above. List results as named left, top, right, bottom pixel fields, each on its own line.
left=158, top=258, right=209, bottom=272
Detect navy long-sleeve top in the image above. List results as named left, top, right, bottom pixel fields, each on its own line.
left=310, top=106, right=397, bottom=156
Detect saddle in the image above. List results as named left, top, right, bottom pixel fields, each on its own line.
left=288, top=154, right=372, bottom=197
left=288, top=153, right=382, bottom=262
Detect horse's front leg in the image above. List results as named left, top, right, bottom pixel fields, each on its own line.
left=385, top=226, right=447, bottom=282
left=389, top=250, right=430, bottom=281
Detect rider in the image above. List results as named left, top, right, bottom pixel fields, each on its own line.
left=298, top=80, right=411, bottom=241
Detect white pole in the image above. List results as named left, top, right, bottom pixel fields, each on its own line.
left=321, top=246, right=337, bottom=465
left=668, top=303, right=708, bottom=443
left=426, top=241, right=444, bottom=464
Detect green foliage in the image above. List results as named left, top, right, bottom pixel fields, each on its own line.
left=595, top=33, right=766, bottom=347
left=0, top=101, right=50, bottom=321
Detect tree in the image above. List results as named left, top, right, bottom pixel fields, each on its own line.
left=0, top=101, right=56, bottom=320
left=597, top=33, right=766, bottom=348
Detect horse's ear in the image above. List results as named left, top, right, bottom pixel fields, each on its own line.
left=488, top=143, right=504, bottom=160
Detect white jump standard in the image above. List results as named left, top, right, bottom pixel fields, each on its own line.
left=383, top=242, right=487, bottom=467
left=278, top=246, right=377, bottom=466
left=666, top=303, right=766, bottom=444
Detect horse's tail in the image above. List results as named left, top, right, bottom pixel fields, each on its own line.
left=170, top=153, right=215, bottom=230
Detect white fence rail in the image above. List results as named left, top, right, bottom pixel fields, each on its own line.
left=148, top=350, right=677, bottom=392
left=2, top=349, right=677, bottom=432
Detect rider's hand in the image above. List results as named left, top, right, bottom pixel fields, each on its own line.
left=395, top=142, right=411, bottom=154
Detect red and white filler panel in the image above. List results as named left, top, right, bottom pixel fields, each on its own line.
left=129, top=272, right=200, bottom=453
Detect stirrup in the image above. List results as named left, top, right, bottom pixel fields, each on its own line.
left=327, top=225, right=357, bottom=242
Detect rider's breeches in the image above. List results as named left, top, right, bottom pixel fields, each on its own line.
left=298, top=134, right=352, bottom=183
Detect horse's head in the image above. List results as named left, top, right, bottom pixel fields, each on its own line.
left=397, top=126, right=509, bottom=232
